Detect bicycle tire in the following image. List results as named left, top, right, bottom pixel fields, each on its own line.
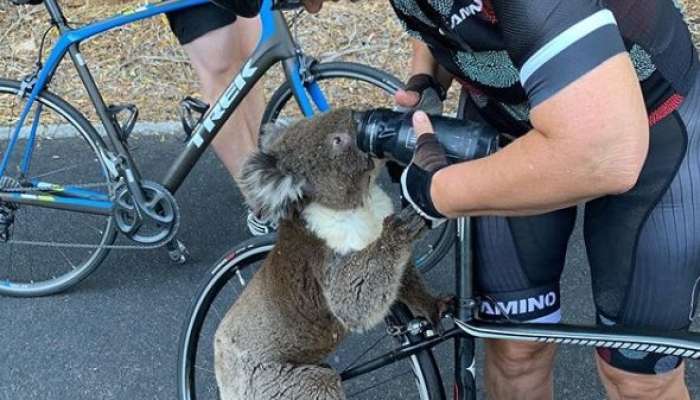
left=261, top=62, right=455, bottom=273
left=0, top=79, right=116, bottom=297
left=177, top=235, right=446, bottom=400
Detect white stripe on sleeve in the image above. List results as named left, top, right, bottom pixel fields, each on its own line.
left=519, top=9, right=618, bottom=85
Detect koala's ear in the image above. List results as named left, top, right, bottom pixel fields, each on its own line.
left=259, top=122, right=288, bottom=153
left=239, top=150, right=307, bottom=223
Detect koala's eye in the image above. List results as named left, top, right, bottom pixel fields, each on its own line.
left=329, top=133, right=351, bottom=151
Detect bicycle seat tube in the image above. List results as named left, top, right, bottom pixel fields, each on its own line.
left=38, top=0, right=211, bottom=209
left=455, top=216, right=477, bottom=400
left=162, top=0, right=299, bottom=193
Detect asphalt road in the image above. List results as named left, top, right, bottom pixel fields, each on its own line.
left=0, top=135, right=698, bottom=399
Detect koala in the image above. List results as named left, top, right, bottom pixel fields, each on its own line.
left=214, top=109, right=445, bottom=400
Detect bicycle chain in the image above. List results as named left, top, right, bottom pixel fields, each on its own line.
left=2, top=239, right=167, bottom=250
left=0, top=180, right=179, bottom=251
left=2, top=181, right=110, bottom=192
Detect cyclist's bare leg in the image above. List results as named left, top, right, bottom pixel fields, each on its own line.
left=183, top=17, right=264, bottom=182
left=484, top=340, right=556, bottom=400
left=596, top=354, right=690, bottom=400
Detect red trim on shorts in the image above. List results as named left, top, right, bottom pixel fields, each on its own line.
left=648, top=94, right=684, bottom=126
left=481, top=0, right=497, bottom=23
left=456, top=78, right=485, bottom=97
left=596, top=347, right=612, bottom=363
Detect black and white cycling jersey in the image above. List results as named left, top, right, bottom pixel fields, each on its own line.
left=391, top=0, right=699, bottom=134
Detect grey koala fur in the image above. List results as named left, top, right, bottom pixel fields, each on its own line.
left=214, top=109, right=444, bottom=400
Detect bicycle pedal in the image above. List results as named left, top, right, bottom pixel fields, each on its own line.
left=108, top=104, right=139, bottom=142
left=166, top=239, right=189, bottom=264
left=179, top=97, right=209, bottom=142
left=0, top=208, right=15, bottom=242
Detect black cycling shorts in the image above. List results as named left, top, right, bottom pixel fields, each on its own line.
left=471, top=74, right=700, bottom=373
left=166, top=4, right=237, bottom=45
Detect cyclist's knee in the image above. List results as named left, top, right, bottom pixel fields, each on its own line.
left=595, top=345, right=683, bottom=376
left=193, top=53, right=242, bottom=92
left=594, top=314, right=686, bottom=375
left=184, top=27, right=248, bottom=87
left=594, top=313, right=688, bottom=398
left=596, top=353, right=688, bottom=399
left=485, top=339, right=556, bottom=379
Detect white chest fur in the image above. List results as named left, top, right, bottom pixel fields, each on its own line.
left=302, top=185, right=394, bottom=255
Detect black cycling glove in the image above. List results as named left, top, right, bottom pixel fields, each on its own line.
left=405, top=74, right=446, bottom=99
left=399, top=74, right=446, bottom=116
left=400, top=132, right=448, bottom=227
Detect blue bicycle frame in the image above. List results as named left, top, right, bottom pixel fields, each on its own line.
left=1, top=0, right=330, bottom=216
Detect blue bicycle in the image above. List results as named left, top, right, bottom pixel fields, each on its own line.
left=0, top=0, right=454, bottom=296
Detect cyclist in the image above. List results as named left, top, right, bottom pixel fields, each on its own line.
left=166, top=3, right=272, bottom=235
left=399, top=1, right=699, bottom=399
left=314, top=0, right=700, bottom=399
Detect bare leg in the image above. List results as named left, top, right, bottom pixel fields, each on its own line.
left=484, top=340, right=557, bottom=400
left=595, top=353, right=690, bottom=400
left=182, top=17, right=264, bottom=182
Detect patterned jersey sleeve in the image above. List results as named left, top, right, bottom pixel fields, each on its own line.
left=390, top=1, right=431, bottom=41
left=492, top=0, right=628, bottom=107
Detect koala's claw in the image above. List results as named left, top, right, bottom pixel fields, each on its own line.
left=430, top=296, right=457, bottom=336
left=409, top=295, right=456, bottom=336
left=437, top=295, right=457, bottom=320
left=385, top=207, right=428, bottom=241
left=427, top=295, right=456, bottom=336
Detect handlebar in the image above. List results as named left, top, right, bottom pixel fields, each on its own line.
left=274, top=0, right=305, bottom=11
left=210, top=0, right=304, bottom=14
left=10, top=0, right=43, bottom=5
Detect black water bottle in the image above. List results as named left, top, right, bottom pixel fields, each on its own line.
left=353, top=108, right=499, bottom=166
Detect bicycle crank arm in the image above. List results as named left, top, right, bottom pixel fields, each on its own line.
left=113, top=180, right=180, bottom=245
left=0, top=191, right=112, bottom=216
left=455, top=319, right=700, bottom=359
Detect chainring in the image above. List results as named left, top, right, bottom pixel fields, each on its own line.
left=113, top=180, right=180, bottom=246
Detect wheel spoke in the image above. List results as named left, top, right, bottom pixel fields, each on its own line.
left=340, top=333, right=391, bottom=373
left=55, top=246, right=77, bottom=270
left=347, top=370, right=414, bottom=398
left=29, top=161, right=92, bottom=181
left=0, top=84, right=113, bottom=296
left=75, top=219, right=104, bottom=237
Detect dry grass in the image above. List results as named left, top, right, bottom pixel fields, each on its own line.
left=0, top=1, right=412, bottom=122
left=1, top=1, right=700, bottom=122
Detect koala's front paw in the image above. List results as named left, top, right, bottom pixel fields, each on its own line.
left=407, top=295, right=455, bottom=336
left=384, top=207, right=428, bottom=242
left=429, top=295, right=456, bottom=336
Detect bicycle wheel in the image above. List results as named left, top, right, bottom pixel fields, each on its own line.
left=0, top=79, right=116, bottom=297
left=262, top=62, right=454, bottom=273
left=177, top=236, right=446, bottom=400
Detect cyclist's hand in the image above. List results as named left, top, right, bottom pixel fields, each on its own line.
left=302, top=0, right=323, bottom=12
left=301, top=0, right=358, bottom=13
left=301, top=0, right=337, bottom=13
left=394, top=74, right=445, bottom=116
left=400, top=111, right=448, bottom=228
